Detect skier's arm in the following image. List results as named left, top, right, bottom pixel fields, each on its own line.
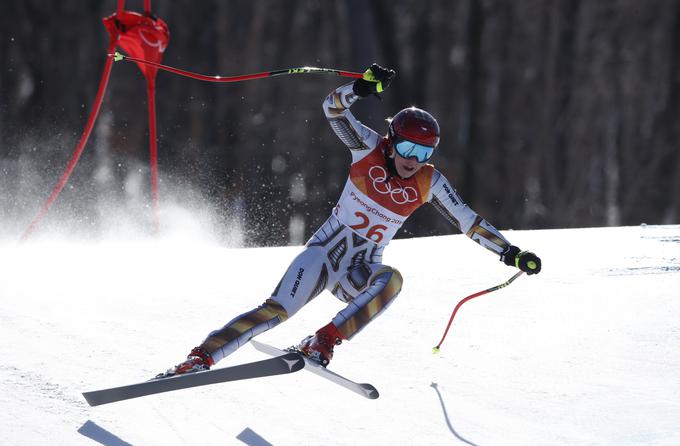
left=322, top=64, right=396, bottom=157
left=429, top=170, right=510, bottom=255
left=429, top=171, right=541, bottom=274
left=323, top=83, right=376, bottom=153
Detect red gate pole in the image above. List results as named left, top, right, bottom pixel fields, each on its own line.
left=146, top=75, right=160, bottom=233
left=20, top=38, right=118, bottom=241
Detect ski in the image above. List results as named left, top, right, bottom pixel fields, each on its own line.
left=250, top=340, right=379, bottom=400
left=82, top=352, right=305, bottom=407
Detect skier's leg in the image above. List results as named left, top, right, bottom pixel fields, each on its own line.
left=198, top=245, right=330, bottom=363
left=299, top=265, right=403, bottom=365
left=156, top=297, right=290, bottom=378
left=200, top=299, right=289, bottom=363
left=332, top=265, right=403, bottom=340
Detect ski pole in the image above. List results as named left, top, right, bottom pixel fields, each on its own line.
left=432, top=271, right=524, bottom=353
left=109, top=52, right=364, bottom=83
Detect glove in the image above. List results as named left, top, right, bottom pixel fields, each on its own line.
left=352, top=63, right=396, bottom=97
left=500, top=245, right=542, bottom=275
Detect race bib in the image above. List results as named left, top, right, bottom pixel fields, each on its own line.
left=333, top=181, right=406, bottom=245
left=333, top=146, right=433, bottom=245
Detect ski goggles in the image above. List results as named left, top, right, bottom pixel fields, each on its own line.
left=393, top=140, right=435, bottom=163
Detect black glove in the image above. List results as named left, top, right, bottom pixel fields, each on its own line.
left=352, top=63, right=396, bottom=97
left=500, top=245, right=542, bottom=275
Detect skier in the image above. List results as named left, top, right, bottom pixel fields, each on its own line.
left=159, top=64, right=541, bottom=377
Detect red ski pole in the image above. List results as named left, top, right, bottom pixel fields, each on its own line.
left=110, top=52, right=364, bottom=83
left=432, top=271, right=524, bottom=353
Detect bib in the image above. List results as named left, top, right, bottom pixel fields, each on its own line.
left=334, top=144, right=433, bottom=245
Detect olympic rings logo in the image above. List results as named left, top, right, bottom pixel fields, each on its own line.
left=368, top=166, right=418, bottom=204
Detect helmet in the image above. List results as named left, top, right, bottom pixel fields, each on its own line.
left=388, top=107, right=440, bottom=147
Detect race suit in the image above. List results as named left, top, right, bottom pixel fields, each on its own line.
left=201, top=83, right=511, bottom=363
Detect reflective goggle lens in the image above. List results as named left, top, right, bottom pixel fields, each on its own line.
left=394, top=140, right=434, bottom=163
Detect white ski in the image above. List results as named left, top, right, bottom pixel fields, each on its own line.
left=83, top=352, right=305, bottom=406
left=250, top=339, right=379, bottom=399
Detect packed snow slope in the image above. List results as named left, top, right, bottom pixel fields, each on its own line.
left=1, top=224, right=679, bottom=446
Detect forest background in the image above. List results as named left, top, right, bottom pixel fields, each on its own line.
left=1, top=0, right=678, bottom=246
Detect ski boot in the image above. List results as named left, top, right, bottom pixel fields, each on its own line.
left=297, top=322, right=344, bottom=367
left=155, top=346, right=214, bottom=379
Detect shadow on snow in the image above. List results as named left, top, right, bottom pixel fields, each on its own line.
left=431, top=383, right=480, bottom=446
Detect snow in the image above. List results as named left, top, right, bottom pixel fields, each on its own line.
left=1, top=224, right=679, bottom=445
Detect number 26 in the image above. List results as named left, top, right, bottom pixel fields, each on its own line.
left=349, top=212, right=387, bottom=243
